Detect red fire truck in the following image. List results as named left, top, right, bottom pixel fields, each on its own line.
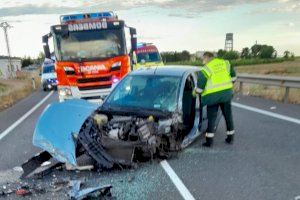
left=42, top=12, right=137, bottom=102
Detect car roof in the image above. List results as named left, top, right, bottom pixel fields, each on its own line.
left=130, top=65, right=200, bottom=77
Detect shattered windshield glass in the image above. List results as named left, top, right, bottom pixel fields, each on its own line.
left=105, top=75, right=181, bottom=112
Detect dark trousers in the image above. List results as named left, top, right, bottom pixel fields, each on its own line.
left=207, top=101, right=234, bottom=133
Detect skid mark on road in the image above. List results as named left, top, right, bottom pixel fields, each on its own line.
left=232, top=102, right=300, bottom=125
left=0, top=91, right=54, bottom=141
left=160, top=160, right=195, bottom=200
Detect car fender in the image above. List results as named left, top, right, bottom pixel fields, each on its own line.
left=33, top=99, right=98, bottom=166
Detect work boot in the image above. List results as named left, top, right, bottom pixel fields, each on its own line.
left=225, top=130, right=235, bottom=144
left=202, top=133, right=214, bottom=147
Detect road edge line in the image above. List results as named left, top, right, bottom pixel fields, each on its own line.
left=232, top=102, right=300, bottom=125
left=0, top=91, right=54, bottom=141
left=160, top=160, right=196, bottom=200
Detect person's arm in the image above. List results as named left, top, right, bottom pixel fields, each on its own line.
left=230, top=64, right=237, bottom=82
left=226, top=60, right=237, bottom=82
left=193, top=70, right=208, bottom=97
left=197, top=71, right=208, bottom=90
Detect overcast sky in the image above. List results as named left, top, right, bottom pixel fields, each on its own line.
left=0, top=0, right=299, bottom=57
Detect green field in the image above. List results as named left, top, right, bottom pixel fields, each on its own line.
left=235, top=58, right=300, bottom=77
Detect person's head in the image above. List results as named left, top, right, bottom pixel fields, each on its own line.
left=202, top=52, right=215, bottom=64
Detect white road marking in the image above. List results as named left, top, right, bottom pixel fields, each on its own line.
left=0, top=91, right=54, bottom=141
left=232, top=102, right=300, bottom=125
left=160, top=160, right=195, bottom=200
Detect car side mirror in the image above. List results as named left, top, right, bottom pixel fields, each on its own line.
left=132, top=51, right=137, bottom=64
left=42, top=34, right=51, bottom=59
left=129, top=27, right=137, bottom=52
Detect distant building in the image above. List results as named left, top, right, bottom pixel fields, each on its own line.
left=0, top=56, right=22, bottom=79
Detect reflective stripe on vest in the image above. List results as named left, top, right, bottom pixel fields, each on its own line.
left=200, top=66, right=212, bottom=78
left=202, top=58, right=233, bottom=96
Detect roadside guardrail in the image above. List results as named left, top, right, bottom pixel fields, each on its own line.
left=237, top=74, right=300, bottom=103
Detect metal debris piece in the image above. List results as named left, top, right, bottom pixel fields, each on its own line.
left=21, top=151, right=52, bottom=179
left=33, top=162, right=64, bottom=179
left=13, top=166, right=24, bottom=173
left=41, top=161, right=52, bottom=167
left=66, top=164, right=94, bottom=171
left=68, top=180, right=113, bottom=200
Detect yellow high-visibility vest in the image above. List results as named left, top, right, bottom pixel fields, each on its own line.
left=201, top=58, right=233, bottom=96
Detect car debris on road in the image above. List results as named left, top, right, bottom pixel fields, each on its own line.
left=68, top=180, right=114, bottom=200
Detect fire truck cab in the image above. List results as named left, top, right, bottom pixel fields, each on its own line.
left=42, top=12, right=137, bottom=102
left=133, top=43, right=163, bottom=70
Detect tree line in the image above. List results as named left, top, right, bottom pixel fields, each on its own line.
left=21, top=52, right=45, bottom=68
left=161, top=43, right=295, bottom=62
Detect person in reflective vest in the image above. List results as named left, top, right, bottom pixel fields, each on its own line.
left=194, top=52, right=237, bottom=147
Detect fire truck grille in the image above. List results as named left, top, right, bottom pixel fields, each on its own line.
left=77, top=76, right=112, bottom=84
left=78, top=85, right=112, bottom=91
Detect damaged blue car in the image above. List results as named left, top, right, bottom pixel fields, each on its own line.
left=29, top=66, right=217, bottom=172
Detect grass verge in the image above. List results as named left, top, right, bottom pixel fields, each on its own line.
left=235, top=58, right=300, bottom=77
left=0, top=71, right=41, bottom=111
left=0, top=83, right=7, bottom=93
left=234, top=84, right=300, bottom=104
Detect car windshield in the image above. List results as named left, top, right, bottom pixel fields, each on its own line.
left=43, top=65, right=55, bottom=74
left=105, top=75, right=181, bottom=112
left=54, top=29, right=125, bottom=61
left=137, top=52, right=162, bottom=63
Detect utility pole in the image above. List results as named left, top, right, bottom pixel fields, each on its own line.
left=0, top=22, right=13, bottom=78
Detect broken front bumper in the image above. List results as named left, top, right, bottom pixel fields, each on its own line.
left=33, top=99, right=98, bottom=166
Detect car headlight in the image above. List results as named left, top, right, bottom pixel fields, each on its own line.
left=112, top=75, right=120, bottom=83
left=58, top=86, right=72, bottom=97
left=111, top=61, right=121, bottom=71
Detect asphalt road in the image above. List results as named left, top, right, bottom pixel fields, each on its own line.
left=0, top=90, right=299, bottom=200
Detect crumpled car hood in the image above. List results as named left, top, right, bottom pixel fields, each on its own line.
left=33, top=99, right=98, bottom=166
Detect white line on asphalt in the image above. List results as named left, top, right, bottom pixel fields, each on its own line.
left=232, top=102, right=300, bottom=125
left=0, top=91, right=54, bottom=141
left=160, top=160, right=196, bottom=200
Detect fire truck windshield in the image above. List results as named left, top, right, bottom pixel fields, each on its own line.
left=54, top=29, right=125, bottom=62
